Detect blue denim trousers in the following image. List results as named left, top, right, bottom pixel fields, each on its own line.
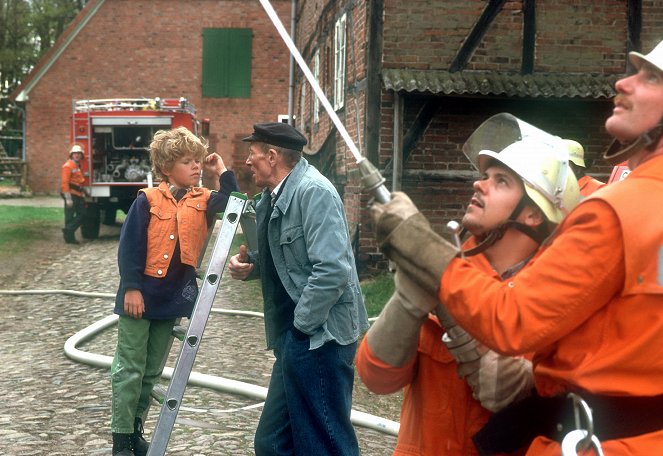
left=110, top=316, right=175, bottom=433
left=254, top=327, right=360, bottom=456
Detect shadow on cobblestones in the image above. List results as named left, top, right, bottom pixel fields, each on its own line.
left=0, top=221, right=401, bottom=455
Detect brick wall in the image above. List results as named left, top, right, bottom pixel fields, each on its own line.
left=292, top=0, right=663, bottom=275
left=23, top=0, right=291, bottom=194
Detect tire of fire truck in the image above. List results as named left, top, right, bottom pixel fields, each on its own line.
left=82, top=203, right=101, bottom=239
left=103, top=207, right=117, bottom=226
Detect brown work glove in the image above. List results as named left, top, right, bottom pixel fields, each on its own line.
left=366, top=270, right=445, bottom=367
left=370, top=191, right=458, bottom=295
left=394, top=269, right=440, bottom=318
left=457, top=350, right=534, bottom=412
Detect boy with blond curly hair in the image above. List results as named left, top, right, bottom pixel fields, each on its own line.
left=110, top=126, right=239, bottom=455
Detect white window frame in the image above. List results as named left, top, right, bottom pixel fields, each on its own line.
left=313, top=49, right=320, bottom=123
left=333, top=13, right=347, bottom=110
left=299, top=83, right=307, bottom=132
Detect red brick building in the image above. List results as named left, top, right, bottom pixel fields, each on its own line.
left=291, top=0, right=663, bottom=274
left=12, top=0, right=293, bottom=197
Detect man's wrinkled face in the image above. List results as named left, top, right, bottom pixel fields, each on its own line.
left=606, top=62, right=663, bottom=145
left=71, top=152, right=83, bottom=162
left=245, top=144, right=274, bottom=189
left=462, top=163, right=525, bottom=237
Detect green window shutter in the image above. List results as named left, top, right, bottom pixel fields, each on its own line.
left=202, top=28, right=252, bottom=98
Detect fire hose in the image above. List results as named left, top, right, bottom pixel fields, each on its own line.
left=257, top=0, right=484, bottom=370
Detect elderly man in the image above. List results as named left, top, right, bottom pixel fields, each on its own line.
left=371, top=40, right=663, bottom=455
left=228, top=122, right=369, bottom=456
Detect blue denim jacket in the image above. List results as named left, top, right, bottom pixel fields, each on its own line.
left=247, top=159, right=369, bottom=350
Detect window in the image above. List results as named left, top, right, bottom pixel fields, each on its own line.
left=202, top=28, right=252, bottom=98
left=313, top=50, right=320, bottom=123
left=333, top=14, right=347, bottom=110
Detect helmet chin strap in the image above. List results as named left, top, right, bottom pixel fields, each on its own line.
left=603, top=124, right=663, bottom=166
left=461, top=196, right=550, bottom=257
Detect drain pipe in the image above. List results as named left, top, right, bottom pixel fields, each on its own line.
left=287, top=0, right=297, bottom=125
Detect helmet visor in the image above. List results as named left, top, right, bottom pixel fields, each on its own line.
left=462, top=113, right=559, bottom=170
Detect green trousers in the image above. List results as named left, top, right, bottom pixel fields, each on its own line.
left=110, top=316, right=175, bottom=433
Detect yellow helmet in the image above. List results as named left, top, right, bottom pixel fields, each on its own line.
left=478, top=138, right=580, bottom=224
left=564, top=139, right=585, bottom=168
left=463, top=113, right=580, bottom=224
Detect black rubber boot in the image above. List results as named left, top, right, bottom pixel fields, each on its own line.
left=112, top=433, right=135, bottom=456
left=62, top=228, right=80, bottom=244
left=133, top=417, right=150, bottom=456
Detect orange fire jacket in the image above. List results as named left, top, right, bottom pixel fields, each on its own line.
left=578, top=174, right=605, bottom=198
left=61, top=158, right=86, bottom=197
left=441, top=154, right=663, bottom=455
left=356, top=240, right=525, bottom=455
left=141, top=182, right=211, bottom=278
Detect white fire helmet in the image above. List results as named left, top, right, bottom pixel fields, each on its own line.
left=629, top=40, right=663, bottom=73
left=478, top=138, right=580, bottom=224
left=564, top=139, right=585, bottom=168
left=462, top=113, right=580, bottom=224
left=603, top=40, right=663, bottom=165
left=69, top=144, right=84, bottom=156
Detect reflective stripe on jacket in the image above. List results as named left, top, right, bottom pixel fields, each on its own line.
left=141, top=182, right=211, bottom=278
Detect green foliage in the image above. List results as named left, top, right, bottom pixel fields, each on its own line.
left=0, top=0, right=85, bottom=130
left=360, top=270, right=394, bottom=318
left=0, top=205, right=61, bottom=252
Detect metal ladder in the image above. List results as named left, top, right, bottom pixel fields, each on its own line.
left=146, top=191, right=250, bottom=456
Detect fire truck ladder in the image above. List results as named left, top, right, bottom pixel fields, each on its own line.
left=146, top=191, right=250, bottom=456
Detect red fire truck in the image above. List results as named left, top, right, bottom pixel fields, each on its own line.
left=71, top=97, right=209, bottom=238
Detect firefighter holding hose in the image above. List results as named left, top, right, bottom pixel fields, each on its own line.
left=358, top=121, right=579, bottom=455
left=370, top=40, right=663, bottom=455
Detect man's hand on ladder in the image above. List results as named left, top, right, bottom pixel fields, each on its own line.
left=228, top=245, right=254, bottom=280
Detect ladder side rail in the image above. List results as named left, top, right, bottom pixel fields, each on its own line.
left=147, top=194, right=247, bottom=456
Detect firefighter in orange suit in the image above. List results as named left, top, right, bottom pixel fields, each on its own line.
left=61, top=144, right=87, bottom=244
left=564, top=139, right=605, bottom=197
left=370, top=40, right=663, bottom=455
left=357, top=133, right=579, bottom=455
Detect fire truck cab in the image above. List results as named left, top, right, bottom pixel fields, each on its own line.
left=71, top=97, right=208, bottom=238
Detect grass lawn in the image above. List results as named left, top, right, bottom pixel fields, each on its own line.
left=0, top=204, right=392, bottom=317
left=0, top=205, right=62, bottom=254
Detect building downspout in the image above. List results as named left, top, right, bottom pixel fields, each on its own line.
left=287, top=0, right=297, bottom=125
left=392, top=91, right=402, bottom=191
left=365, top=0, right=384, bottom=164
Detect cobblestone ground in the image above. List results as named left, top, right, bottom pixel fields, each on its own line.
left=0, top=219, right=402, bottom=455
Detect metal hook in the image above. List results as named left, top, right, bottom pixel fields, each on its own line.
left=561, top=393, right=604, bottom=455
left=561, top=430, right=604, bottom=456
left=446, top=220, right=465, bottom=259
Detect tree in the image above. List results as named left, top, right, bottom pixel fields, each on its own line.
left=0, top=0, right=85, bottom=137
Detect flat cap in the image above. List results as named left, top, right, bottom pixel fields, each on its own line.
left=242, top=122, right=307, bottom=151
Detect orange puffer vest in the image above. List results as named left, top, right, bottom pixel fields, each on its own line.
left=141, top=182, right=211, bottom=278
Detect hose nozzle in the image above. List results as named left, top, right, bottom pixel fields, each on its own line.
left=358, top=158, right=391, bottom=203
